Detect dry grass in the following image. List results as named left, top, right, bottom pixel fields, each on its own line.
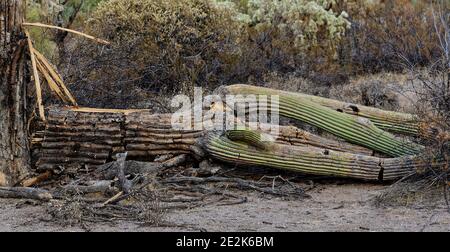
left=374, top=173, right=449, bottom=209
left=46, top=189, right=166, bottom=229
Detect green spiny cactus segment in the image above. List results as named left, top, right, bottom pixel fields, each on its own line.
left=226, top=130, right=270, bottom=150
left=206, top=131, right=434, bottom=181
left=223, top=85, right=423, bottom=157
left=226, top=84, right=420, bottom=135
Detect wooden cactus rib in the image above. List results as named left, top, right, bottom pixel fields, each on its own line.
left=271, top=125, right=373, bottom=155
left=223, top=85, right=423, bottom=157
left=226, top=84, right=419, bottom=135
left=22, top=22, right=110, bottom=45
left=206, top=131, right=434, bottom=181
left=32, top=49, right=78, bottom=106
left=25, top=30, right=46, bottom=121
left=35, top=58, right=68, bottom=103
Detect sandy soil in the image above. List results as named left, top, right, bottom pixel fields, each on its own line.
left=1, top=183, right=449, bottom=232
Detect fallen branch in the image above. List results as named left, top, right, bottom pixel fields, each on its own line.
left=33, top=48, right=77, bottom=106
left=35, top=58, right=69, bottom=103
left=100, top=154, right=188, bottom=180
left=22, top=171, right=52, bottom=187
left=115, top=153, right=132, bottom=194
left=61, top=180, right=114, bottom=194
left=101, top=192, right=124, bottom=207
left=0, top=187, right=53, bottom=200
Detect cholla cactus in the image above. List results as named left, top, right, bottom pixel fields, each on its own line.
left=213, top=0, right=351, bottom=56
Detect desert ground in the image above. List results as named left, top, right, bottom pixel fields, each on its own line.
left=1, top=182, right=449, bottom=232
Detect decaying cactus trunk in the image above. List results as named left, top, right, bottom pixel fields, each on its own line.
left=0, top=1, right=30, bottom=186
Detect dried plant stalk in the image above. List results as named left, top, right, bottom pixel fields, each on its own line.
left=22, top=22, right=110, bottom=45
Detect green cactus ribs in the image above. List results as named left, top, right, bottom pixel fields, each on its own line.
left=206, top=130, right=436, bottom=181
left=223, top=85, right=423, bottom=157
left=226, top=84, right=420, bottom=135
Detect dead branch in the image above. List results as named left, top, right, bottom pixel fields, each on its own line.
left=25, top=30, right=45, bottom=121
left=0, top=186, right=53, bottom=201
left=61, top=180, right=114, bottom=195
left=22, top=171, right=52, bottom=187
left=115, top=153, right=132, bottom=194
left=161, top=176, right=307, bottom=198
left=99, top=154, right=188, bottom=180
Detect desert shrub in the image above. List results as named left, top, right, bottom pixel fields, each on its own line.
left=405, top=0, right=450, bottom=147
left=330, top=77, right=398, bottom=110
left=60, top=0, right=448, bottom=108
left=254, top=71, right=329, bottom=97
left=230, top=0, right=443, bottom=81
left=65, top=0, right=354, bottom=109
left=388, top=1, right=450, bottom=205
left=66, top=0, right=243, bottom=105
left=220, top=0, right=350, bottom=52
left=336, top=0, right=442, bottom=74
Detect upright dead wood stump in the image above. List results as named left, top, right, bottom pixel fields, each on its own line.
left=0, top=1, right=30, bottom=186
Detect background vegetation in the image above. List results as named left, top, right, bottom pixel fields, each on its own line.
left=25, top=0, right=445, bottom=107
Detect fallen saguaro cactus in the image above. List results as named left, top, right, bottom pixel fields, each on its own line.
left=28, top=85, right=435, bottom=183
left=205, top=130, right=437, bottom=181
left=35, top=107, right=372, bottom=171
left=220, top=85, right=423, bottom=157
left=224, top=84, right=420, bottom=135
